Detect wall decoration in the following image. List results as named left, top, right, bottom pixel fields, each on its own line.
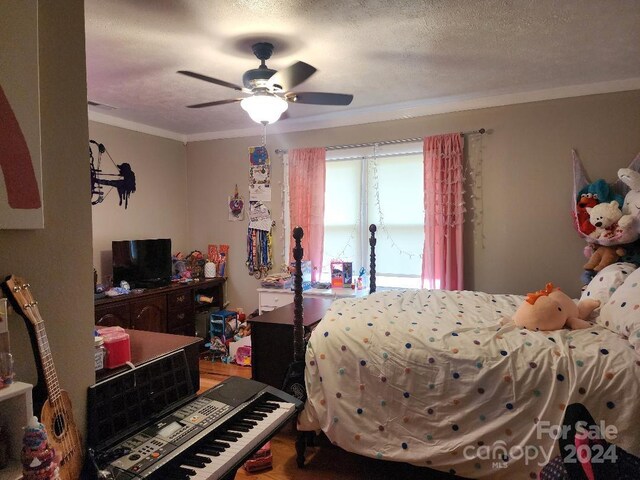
left=89, top=139, right=137, bottom=209
left=0, top=0, right=44, bottom=229
left=248, top=201, right=272, bottom=231
left=228, top=184, right=245, bottom=221
left=249, top=165, right=271, bottom=201
left=249, top=146, right=269, bottom=165
left=246, top=227, right=273, bottom=279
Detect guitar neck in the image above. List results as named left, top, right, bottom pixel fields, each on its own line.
left=33, top=320, right=62, bottom=404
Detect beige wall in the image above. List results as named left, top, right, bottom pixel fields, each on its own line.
left=90, top=121, right=188, bottom=284
left=187, top=90, right=640, bottom=312
left=0, top=0, right=93, bottom=432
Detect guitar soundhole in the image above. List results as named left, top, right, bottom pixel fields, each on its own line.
left=53, top=414, right=66, bottom=437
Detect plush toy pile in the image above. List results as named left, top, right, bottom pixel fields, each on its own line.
left=21, top=416, right=60, bottom=480
left=573, top=152, right=640, bottom=282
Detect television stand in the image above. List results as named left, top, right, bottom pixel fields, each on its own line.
left=94, top=278, right=225, bottom=336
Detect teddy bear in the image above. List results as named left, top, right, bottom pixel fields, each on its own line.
left=513, top=283, right=599, bottom=331
left=586, top=200, right=633, bottom=239
left=575, top=179, right=624, bottom=236
left=618, top=168, right=640, bottom=219
left=583, top=244, right=626, bottom=271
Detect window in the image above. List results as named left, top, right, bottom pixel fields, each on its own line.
left=321, top=142, right=424, bottom=288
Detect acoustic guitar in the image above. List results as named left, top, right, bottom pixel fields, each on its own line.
left=3, top=275, right=84, bottom=480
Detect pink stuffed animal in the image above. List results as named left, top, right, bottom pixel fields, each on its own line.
left=513, top=283, right=599, bottom=331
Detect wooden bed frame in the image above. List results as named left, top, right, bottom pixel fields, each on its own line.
left=290, top=224, right=378, bottom=467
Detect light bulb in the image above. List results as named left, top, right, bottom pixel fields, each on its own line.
left=241, top=94, right=288, bottom=124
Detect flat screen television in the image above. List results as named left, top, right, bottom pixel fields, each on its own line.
left=112, top=238, right=172, bottom=289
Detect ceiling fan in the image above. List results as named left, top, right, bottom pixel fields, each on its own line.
left=178, top=42, right=354, bottom=124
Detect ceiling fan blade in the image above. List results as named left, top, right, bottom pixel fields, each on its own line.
left=267, top=61, right=316, bottom=91
left=187, top=98, right=242, bottom=108
left=287, top=92, right=354, bottom=106
left=178, top=70, right=248, bottom=92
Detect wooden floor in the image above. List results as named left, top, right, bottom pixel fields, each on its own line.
left=198, top=358, right=459, bottom=480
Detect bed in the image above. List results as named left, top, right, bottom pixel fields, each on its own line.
left=290, top=225, right=640, bottom=479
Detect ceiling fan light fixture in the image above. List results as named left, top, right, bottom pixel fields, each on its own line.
left=240, top=93, right=288, bottom=124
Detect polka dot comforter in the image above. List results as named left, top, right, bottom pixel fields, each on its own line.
left=297, top=289, right=640, bottom=479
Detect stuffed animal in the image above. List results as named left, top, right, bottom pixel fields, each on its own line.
left=513, top=283, right=599, bottom=331
left=576, top=192, right=599, bottom=235
left=618, top=168, right=640, bottom=219
left=586, top=200, right=633, bottom=239
left=583, top=244, right=626, bottom=271
left=575, top=179, right=624, bottom=236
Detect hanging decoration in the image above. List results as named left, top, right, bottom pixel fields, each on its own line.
left=249, top=164, right=271, bottom=201
left=370, top=143, right=423, bottom=259
left=249, top=145, right=268, bottom=165
left=228, top=184, right=245, bottom=221
left=246, top=137, right=274, bottom=278
left=89, top=139, right=136, bottom=209
left=248, top=201, right=272, bottom=231
left=465, top=133, right=485, bottom=248
left=246, top=226, right=274, bottom=279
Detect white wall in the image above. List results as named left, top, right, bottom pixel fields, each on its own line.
left=90, top=121, right=188, bottom=285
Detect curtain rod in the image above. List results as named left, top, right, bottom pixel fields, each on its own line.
left=275, top=128, right=485, bottom=154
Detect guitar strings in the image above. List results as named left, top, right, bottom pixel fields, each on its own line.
left=31, top=300, right=77, bottom=463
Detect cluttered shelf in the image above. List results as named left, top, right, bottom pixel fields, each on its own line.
left=94, top=277, right=225, bottom=336
left=257, top=261, right=368, bottom=314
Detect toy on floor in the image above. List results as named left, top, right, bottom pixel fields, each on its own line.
left=208, top=336, right=227, bottom=360
left=243, top=441, right=272, bottom=473
left=513, top=283, right=599, bottom=331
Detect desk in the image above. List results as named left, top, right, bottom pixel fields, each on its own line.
left=95, top=329, right=203, bottom=391
left=248, top=298, right=332, bottom=389
left=257, top=286, right=367, bottom=314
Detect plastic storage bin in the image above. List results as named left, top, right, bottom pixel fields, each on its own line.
left=96, top=327, right=131, bottom=369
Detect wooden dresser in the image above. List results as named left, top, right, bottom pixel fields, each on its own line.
left=94, top=278, right=225, bottom=336
left=248, top=297, right=332, bottom=389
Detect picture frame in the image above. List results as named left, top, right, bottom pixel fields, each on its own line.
left=0, top=0, right=44, bottom=229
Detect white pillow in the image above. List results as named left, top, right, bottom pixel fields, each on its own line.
left=600, top=267, right=640, bottom=349
left=580, top=262, right=637, bottom=321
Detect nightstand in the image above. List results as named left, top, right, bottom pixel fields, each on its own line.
left=248, top=298, right=332, bottom=389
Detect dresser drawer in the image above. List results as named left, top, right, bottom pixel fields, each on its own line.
left=259, top=290, right=294, bottom=314
left=168, top=290, right=193, bottom=310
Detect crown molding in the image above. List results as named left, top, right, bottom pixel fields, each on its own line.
left=89, top=77, right=640, bottom=143
left=88, top=110, right=188, bottom=142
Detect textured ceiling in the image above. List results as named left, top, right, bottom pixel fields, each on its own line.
left=85, top=0, right=640, bottom=139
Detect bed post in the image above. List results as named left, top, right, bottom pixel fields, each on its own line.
left=288, top=226, right=314, bottom=468
left=369, top=224, right=377, bottom=294
left=292, top=226, right=305, bottom=362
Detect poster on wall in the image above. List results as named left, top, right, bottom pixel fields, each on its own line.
left=0, top=0, right=44, bottom=229
left=249, top=146, right=268, bottom=166
left=249, top=165, right=271, bottom=201
left=248, top=201, right=272, bottom=231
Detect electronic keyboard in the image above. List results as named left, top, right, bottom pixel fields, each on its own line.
left=95, top=376, right=302, bottom=479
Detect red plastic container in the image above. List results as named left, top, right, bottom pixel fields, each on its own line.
left=97, top=327, right=131, bottom=369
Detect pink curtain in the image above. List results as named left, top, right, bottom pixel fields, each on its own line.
left=288, top=147, right=326, bottom=282
left=422, top=134, right=465, bottom=290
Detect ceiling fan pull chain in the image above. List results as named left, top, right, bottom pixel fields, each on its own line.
left=262, top=123, right=267, bottom=147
